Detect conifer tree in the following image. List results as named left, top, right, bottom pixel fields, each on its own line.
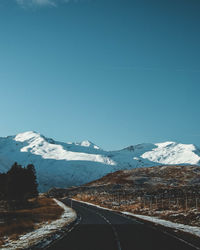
left=26, top=164, right=38, bottom=198
left=5, top=162, right=38, bottom=202
left=0, top=173, right=7, bottom=199
left=6, top=162, right=26, bottom=201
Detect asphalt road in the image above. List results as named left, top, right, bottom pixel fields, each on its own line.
left=46, top=199, right=198, bottom=250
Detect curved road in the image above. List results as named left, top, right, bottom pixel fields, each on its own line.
left=47, top=199, right=198, bottom=250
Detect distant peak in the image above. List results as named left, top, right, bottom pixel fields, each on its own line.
left=80, top=140, right=100, bottom=149
left=123, top=143, right=155, bottom=151
left=155, top=141, right=176, bottom=147
left=123, top=145, right=135, bottom=151
left=80, top=140, right=92, bottom=147
left=14, top=131, right=41, bottom=142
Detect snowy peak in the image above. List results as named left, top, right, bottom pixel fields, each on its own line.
left=14, top=131, right=42, bottom=143
left=0, top=131, right=200, bottom=191
left=11, top=132, right=110, bottom=163
left=65, top=140, right=100, bottom=151
left=79, top=140, right=100, bottom=150
left=141, top=141, right=200, bottom=165
left=14, top=131, right=56, bottom=145
left=155, top=141, right=176, bottom=147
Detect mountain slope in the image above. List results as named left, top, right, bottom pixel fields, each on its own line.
left=86, top=164, right=200, bottom=188
left=0, top=131, right=199, bottom=191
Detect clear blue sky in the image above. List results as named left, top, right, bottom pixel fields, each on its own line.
left=0, top=0, right=200, bottom=150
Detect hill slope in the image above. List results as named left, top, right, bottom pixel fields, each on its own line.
left=86, top=165, right=200, bottom=188
left=0, top=131, right=199, bottom=191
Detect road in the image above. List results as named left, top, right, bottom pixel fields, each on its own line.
left=47, top=199, right=198, bottom=250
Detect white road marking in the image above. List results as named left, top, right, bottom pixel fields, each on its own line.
left=74, top=199, right=200, bottom=250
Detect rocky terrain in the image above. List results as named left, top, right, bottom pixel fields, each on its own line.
left=48, top=165, right=200, bottom=227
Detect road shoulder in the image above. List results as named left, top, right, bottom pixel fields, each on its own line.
left=74, top=199, right=200, bottom=250
left=1, top=199, right=77, bottom=250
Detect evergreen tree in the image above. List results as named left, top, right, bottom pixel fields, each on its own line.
left=6, top=162, right=26, bottom=201
left=5, top=162, right=38, bottom=202
left=0, top=173, right=7, bottom=199
left=26, top=164, right=38, bottom=198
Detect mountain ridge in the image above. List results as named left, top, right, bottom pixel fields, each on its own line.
left=0, top=131, right=199, bottom=191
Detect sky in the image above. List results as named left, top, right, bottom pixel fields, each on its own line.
left=0, top=0, right=200, bottom=150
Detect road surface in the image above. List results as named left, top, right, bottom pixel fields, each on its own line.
left=46, top=199, right=198, bottom=250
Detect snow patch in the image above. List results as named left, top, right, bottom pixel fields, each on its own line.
left=123, top=212, right=200, bottom=238
left=80, top=140, right=99, bottom=149
left=14, top=131, right=41, bottom=143
left=141, top=142, right=200, bottom=165
left=73, top=200, right=200, bottom=240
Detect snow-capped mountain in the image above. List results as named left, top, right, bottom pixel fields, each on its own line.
left=0, top=131, right=199, bottom=191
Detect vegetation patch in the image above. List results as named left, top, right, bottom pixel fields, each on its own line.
left=0, top=196, right=64, bottom=246
left=73, top=191, right=200, bottom=228
left=49, top=165, right=200, bottom=228
left=0, top=162, right=64, bottom=247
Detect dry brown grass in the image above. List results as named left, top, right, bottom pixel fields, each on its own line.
left=0, top=197, right=64, bottom=246
left=74, top=194, right=200, bottom=227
